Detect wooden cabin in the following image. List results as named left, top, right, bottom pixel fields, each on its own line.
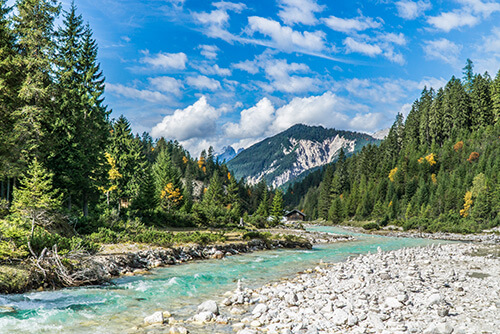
left=284, top=209, right=306, bottom=222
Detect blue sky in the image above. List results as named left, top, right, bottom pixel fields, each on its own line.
left=57, top=0, right=500, bottom=155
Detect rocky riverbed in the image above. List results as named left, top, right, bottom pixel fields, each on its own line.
left=167, top=243, right=499, bottom=334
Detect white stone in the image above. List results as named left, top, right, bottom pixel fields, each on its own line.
left=331, top=309, right=349, bottom=326
left=385, top=297, right=403, bottom=309
left=197, top=300, right=219, bottom=315
left=193, top=311, right=213, bottom=323
left=252, top=303, right=268, bottom=315
left=144, top=311, right=164, bottom=325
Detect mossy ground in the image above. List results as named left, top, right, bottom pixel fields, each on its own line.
left=0, top=265, right=33, bottom=294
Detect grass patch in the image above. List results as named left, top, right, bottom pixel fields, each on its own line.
left=0, top=265, right=32, bottom=293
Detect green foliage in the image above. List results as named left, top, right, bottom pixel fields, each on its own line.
left=362, top=222, right=380, bottom=230
left=88, top=223, right=226, bottom=247
left=270, top=189, right=284, bottom=224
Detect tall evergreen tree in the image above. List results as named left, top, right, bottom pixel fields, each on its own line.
left=463, top=58, right=474, bottom=93
left=0, top=0, right=21, bottom=196
left=470, top=74, right=493, bottom=130
left=491, top=69, right=500, bottom=125
left=12, top=0, right=60, bottom=164
left=270, top=189, right=284, bottom=224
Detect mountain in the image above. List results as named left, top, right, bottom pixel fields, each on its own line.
left=371, top=128, right=390, bottom=140
left=226, top=124, right=380, bottom=188
left=216, top=146, right=243, bottom=163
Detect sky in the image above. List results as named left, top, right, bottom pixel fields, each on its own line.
left=50, top=0, right=500, bottom=156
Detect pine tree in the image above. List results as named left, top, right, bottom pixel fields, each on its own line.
left=0, top=0, right=21, bottom=182
left=12, top=0, right=60, bottom=163
left=255, top=184, right=269, bottom=217
left=328, top=196, right=344, bottom=223
left=317, top=164, right=334, bottom=219
left=270, top=189, right=284, bottom=225
left=12, top=158, right=62, bottom=253
left=491, top=69, right=500, bottom=125
left=463, top=58, right=474, bottom=93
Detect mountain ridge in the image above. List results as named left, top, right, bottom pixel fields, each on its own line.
left=226, top=124, right=380, bottom=188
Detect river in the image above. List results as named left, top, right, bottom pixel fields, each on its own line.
left=0, top=226, right=445, bottom=333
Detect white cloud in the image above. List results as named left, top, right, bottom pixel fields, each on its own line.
left=193, top=2, right=245, bottom=42
left=260, top=59, right=318, bottom=93
left=395, top=0, right=431, bottom=19
left=199, top=44, right=219, bottom=59
left=224, top=98, right=275, bottom=138
left=423, top=38, right=462, bottom=64
left=344, top=37, right=382, bottom=57
left=106, top=83, right=172, bottom=103
left=342, top=33, right=406, bottom=64
left=213, top=1, right=246, bottom=12
left=271, top=91, right=372, bottom=132
left=148, top=77, right=183, bottom=96
left=140, top=51, right=187, bottom=70
left=233, top=59, right=260, bottom=74
left=151, top=96, right=221, bottom=140
left=246, top=16, right=326, bottom=53
left=427, top=11, right=478, bottom=32
left=195, top=63, right=232, bottom=76
left=186, top=75, right=221, bottom=91
left=277, top=0, right=324, bottom=26
left=323, top=15, right=382, bottom=33
left=457, top=0, right=500, bottom=17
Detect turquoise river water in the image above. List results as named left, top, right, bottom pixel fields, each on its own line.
left=0, top=226, right=445, bottom=333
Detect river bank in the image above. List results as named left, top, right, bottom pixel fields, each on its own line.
left=205, top=242, right=500, bottom=334
left=336, top=224, right=500, bottom=243
left=0, top=229, right=353, bottom=294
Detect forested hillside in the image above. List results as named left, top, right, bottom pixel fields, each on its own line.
left=287, top=60, right=500, bottom=233
left=0, top=1, right=286, bottom=263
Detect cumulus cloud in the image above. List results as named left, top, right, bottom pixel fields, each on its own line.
left=224, top=98, right=275, bottom=138
left=260, top=59, right=319, bottom=93
left=140, top=51, right=187, bottom=70
left=427, top=0, right=500, bottom=32
left=186, top=75, right=221, bottom=91
left=271, top=91, right=372, bottom=132
left=323, top=15, right=382, bottom=33
left=232, top=59, right=260, bottom=74
left=246, top=16, right=326, bottom=53
left=395, top=0, right=431, bottom=19
left=199, top=44, right=219, bottom=59
left=151, top=96, right=221, bottom=141
left=344, top=37, right=382, bottom=57
left=423, top=38, right=462, bottom=64
left=193, top=2, right=246, bottom=42
left=148, top=76, right=183, bottom=96
left=427, top=11, right=478, bottom=32
left=277, top=0, right=324, bottom=26
left=106, top=83, right=172, bottom=103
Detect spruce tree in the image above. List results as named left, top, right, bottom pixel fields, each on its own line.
left=270, top=189, right=284, bottom=225
left=492, top=69, right=500, bottom=125
left=12, top=0, right=60, bottom=163
left=470, top=74, right=493, bottom=130
left=12, top=158, right=62, bottom=253
left=255, top=184, right=269, bottom=217
left=0, top=0, right=22, bottom=187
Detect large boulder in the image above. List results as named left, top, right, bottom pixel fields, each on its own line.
left=144, top=311, right=164, bottom=325
left=197, top=300, right=219, bottom=315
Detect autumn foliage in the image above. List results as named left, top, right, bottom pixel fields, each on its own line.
left=467, top=152, right=480, bottom=162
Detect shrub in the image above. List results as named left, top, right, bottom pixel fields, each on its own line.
left=362, top=222, right=379, bottom=230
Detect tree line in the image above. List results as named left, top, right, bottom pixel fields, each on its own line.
left=287, top=60, right=500, bottom=232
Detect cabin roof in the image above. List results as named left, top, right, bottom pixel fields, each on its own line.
left=284, top=209, right=306, bottom=217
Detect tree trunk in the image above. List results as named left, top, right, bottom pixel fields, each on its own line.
left=83, top=192, right=88, bottom=217
left=68, top=193, right=72, bottom=211
left=6, top=178, right=10, bottom=203
left=1, top=179, right=4, bottom=200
